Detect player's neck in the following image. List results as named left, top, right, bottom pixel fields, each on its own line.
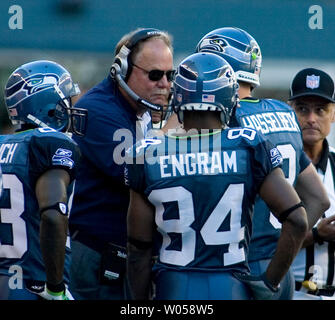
left=16, top=123, right=37, bottom=132
left=238, top=82, right=252, bottom=99
left=183, top=112, right=222, bottom=131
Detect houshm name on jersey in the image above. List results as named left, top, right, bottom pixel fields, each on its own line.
left=0, top=143, right=18, bottom=163
left=159, top=150, right=238, bottom=178
left=240, top=111, right=300, bottom=134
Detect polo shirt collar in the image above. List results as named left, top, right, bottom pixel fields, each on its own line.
left=315, top=139, right=329, bottom=173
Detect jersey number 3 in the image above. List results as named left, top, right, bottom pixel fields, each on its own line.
left=0, top=174, right=27, bottom=259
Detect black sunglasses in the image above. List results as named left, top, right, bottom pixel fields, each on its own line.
left=133, top=63, right=175, bottom=82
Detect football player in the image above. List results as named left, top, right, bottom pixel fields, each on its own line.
left=197, top=27, right=329, bottom=299
left=0, top=60, right=87, bottom=300
left=126, top=52, right=308, bottom=300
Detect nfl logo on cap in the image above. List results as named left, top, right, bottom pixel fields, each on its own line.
left=306, top=75, right=320, bottom=89
left=289, top=68, right=335, bottom=103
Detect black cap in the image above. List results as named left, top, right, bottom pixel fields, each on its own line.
left=289, top=68, right=335, bottom=103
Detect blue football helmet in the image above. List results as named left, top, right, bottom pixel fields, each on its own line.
left=196, top=27, right=262, bottom=87
left=173, top=52, right=239, bottom=126
left=4, top=60, right=87, bottom=136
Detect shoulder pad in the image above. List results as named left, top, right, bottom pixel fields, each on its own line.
left=265, top=98, right=292, bottom=109
left=34, top=127, right=73, bottom=141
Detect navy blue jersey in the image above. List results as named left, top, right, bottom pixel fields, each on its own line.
left=0, top=128, right=80, bottom=282
left=126, top=128, right=282, bottom=272
left=233, top=98, right=311, bottom=261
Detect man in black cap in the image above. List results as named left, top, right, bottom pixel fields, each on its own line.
left=289, top=68, right=335, bottom=300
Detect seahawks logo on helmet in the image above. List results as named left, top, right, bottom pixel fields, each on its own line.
left=5, top=73, right=59, bottom=108
left=198, top=36, right=228, bottom=53
left=23, top=74, right=58, bottom=94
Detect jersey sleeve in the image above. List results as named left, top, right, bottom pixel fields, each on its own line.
left=252, top=132, right=283, bottom=190
left=29, top=131, right=81, bottom=183
left=299, top=150, right=311, bottom=172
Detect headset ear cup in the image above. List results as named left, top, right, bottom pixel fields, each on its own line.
left=110, top=63, right=121, bottom=79
left=118, top=29, right=163, bottom=82
left=116, top=56, right=128, bottom=80
left=112, top=45, right=131, bottom=81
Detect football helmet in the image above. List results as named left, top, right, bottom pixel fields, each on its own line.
left=196, top=27, right=262, bottom=87
left=173, top=52, right=239, bottom=126
left=4, top=60, right=87, bottom=136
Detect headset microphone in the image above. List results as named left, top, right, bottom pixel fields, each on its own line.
left=110, top=64, right=163, bottom=112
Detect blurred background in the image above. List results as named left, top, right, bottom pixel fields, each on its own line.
left=0, top=0, right=334, bottom=141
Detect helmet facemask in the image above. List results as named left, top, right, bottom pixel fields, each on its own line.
left=53, top=83, right=87, bottom=136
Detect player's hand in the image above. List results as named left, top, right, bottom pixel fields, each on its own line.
left=317, top=215, right=335, bottom=241
left=233, top=272, right=279, bottom=300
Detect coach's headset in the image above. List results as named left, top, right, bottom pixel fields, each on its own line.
left=110, top=28, right=166, bottom=112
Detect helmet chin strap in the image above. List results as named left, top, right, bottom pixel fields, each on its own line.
left=27, top=114, right=49, bottom=128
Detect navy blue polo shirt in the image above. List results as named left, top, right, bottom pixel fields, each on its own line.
left=69, top=75, right=151, bottom=247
